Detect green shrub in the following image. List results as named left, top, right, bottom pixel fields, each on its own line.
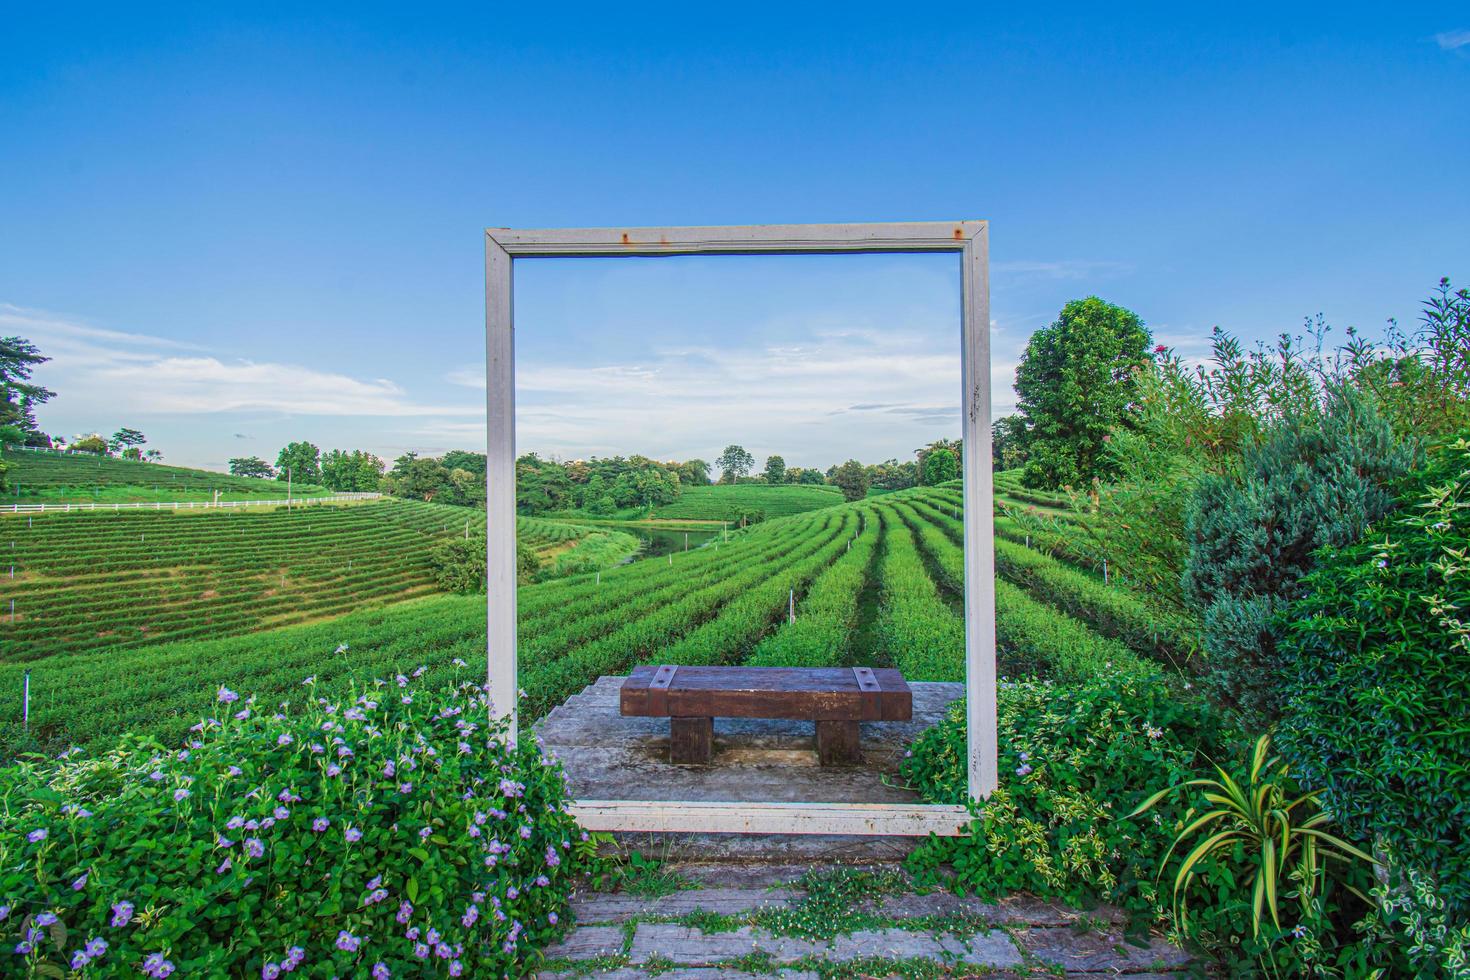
left=902, top=672, right=1230, bottom=926
left=0, top=675, right=589, bottom=976
left=1276, top=435, right=1470, bottom=975
left=432, top=532, right=539, bottom=592
left=1182, top=386, right=1420, bottom=722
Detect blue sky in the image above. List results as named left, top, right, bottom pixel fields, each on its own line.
left=1, top=3, right=1466, bottom=471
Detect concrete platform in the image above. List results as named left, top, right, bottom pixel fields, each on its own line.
left=534, top=675, right=965, bottom=804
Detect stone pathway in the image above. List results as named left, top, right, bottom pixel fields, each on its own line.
left=537, top=863, right=1193, bottom=978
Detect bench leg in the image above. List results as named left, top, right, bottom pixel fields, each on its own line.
left=816, top=720, right=862, bottom=766
left=670, top=717, right=713, bottom=765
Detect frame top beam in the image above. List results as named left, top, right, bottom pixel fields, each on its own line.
left=487, top=221, right=985, bottom=257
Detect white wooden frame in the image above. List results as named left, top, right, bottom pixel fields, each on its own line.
left=485, top=222, right=995, bottom=836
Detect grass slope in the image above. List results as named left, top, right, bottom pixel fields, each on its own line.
left=0, top=448, right=332, bottom=504
left=0, top=502, right=619, bottom=660
left=650, top=484, right=844, bottom=521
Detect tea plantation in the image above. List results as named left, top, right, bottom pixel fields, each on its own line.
left=0, top=482, right=1187, bottom=756
left=0, top=446, right=334, bottom=504
left=0, top=500, right=632, bottom=659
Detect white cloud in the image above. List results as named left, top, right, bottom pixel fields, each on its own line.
left=3, top=303, right=480, bottom=419
left=1435, top=29, right=1470, bottom=51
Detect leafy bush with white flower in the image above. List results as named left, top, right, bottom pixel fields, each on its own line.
left=0, top=671, right=590, bottom=977
left=901, top=671, right=1231, bottom=926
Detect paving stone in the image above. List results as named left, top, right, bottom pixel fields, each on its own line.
left=539, top=924, right=625, bottom=960
left=628, top=923, right=824, bottom=964
left=825, top=929, right=1023, bottom=967
left=571, top=886, right=801, bottom=923
left=1016, top=927, right=1190, bottom=972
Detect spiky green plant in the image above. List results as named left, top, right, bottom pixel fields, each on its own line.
left=1130, top=734, right=1373, bottom=941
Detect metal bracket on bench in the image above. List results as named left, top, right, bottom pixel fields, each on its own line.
left=648, top=664, right=678, bottom=715
left=851, top=666, right=881, bottom=692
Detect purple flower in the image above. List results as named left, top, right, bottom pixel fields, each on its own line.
left=1016, top=763, right=1033, bottom=776
left=548, top=911, right=558, bottom=925
left=111, top=901, right=134, bottom=927
left=285, top=946, right=304, bottom=966
left=461, top=905, right=479, bottom=927
left=398, top=782, right=413, bottom=794
left=366, top=888, right=388, bottom=905
left=84, top=937, right=108, bottom=958
left=335, top=931, right=360, bottom=952
left=277, top=734, right=293, bottom=746
left=227, top=765, right=243, bottom=777
left=72, top=950, right=91, bottom=969
left=142, top=953, right=176, bottom=978
left=216, top=858, right=232, bottom=874
left=226, top=816, right=245, bottom=830
left=0, top=905, right=9, bottom=921
left=312, top=817, right=329, bottom=832
left=326, top=764, right=342, bottom=778
left=371, top=964, right=391, bottom=979
left=273, top=806, right=289, bottom=820
left=396, top=900, right=413, bottom=924
left=26, top=828, right=47, bottom=843
left=35, top=912, right=58, bottom=927
left=14, top=941, right=33, bottom=955
left=519, top=826, right=532, bottom=840
left=413, top=943, right=429, bottom=960
left=418, top=827, right=432, bottom=840
left=448, top=962, right=463, bottom=977
left=262, top=964, right=281, bottom=980
left=149, top=771, right=164, bottom=781
left=174, top=788, right=191, bottom=802
left=218, top=686, right=239, bottom=704
left=245, top=838, right=265, bottom=858
left=545, top=845, right=561, bottom=868
left=345, top=826, right=363, bottom=843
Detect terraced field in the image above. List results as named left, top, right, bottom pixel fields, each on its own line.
left=649, top=483, right=845, bottom=520
left=0, top=501, right=632, bottom=660
left=0, top=447, right=332, bottom=504
left=0, top=479, right=1196, bottom=756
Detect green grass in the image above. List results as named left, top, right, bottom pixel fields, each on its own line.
left=1, top=447, right=336, bottom=504
left=650, top=484, right=844, bottom=521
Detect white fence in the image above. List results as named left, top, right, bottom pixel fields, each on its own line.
left=2, top=493, right=382, bottom=515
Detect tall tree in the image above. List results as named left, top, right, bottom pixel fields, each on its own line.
left=275, top=441, right=323, bottom=484
left=1015, top=297, right=1151, bottom=489
left=109, top=428, right=147, bottom=454
left=0, top=336, right=55, bottom=433
left=228, top=456, right=275, bottom=479
left=762, top=454, right=786, bottom=484
left=321, top=449, right=386, bottom=492
left=921, top=447, right=958, bottom=485
left=830, top=459, right=871, bottom=502
left=678, top=459, right=711, bottom=486
left=715, top=444, right=754, bottom=483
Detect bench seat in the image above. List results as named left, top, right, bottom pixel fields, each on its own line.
left=620, top=665, right=913, bottom=765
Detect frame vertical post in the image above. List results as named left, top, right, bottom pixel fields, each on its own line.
left=485, top=234, right=518, bottom=742
left=961, top=225, right=998, bottom=799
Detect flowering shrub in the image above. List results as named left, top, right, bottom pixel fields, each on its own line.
left=0, top=672, right=590, bottom=976
left=901, top=672, right=1230, bottom=925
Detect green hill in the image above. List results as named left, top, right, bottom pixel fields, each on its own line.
left=650, top=483, right=844, bottom=520
left=0, top=501, right=628, bottom=660
left=0, top=447, right=331, bottom=504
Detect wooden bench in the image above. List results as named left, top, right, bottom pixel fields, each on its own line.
left=620, top=665, right=913, bottom=766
